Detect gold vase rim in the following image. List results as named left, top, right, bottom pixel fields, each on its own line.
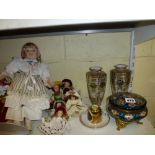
left=114, top=64, right=128, bottom=69
left=89, top=66, right=102, bottom=71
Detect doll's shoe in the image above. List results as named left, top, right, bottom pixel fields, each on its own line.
left=7, top=120, right=14, bottom=123
left=13, top=120, right=22, bottom=126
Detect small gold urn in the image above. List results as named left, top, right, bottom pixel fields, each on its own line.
left=88, top=105, right=102, bottom=124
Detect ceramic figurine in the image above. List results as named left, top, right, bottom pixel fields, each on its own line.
left=61, top=79, right=73, bottom=95
left=39, top=105, right=69, bottom=135
left=0, top=42, right=53, bottom=130
left=66, top=90, right=87, bottom=117
left=0, top=77, right=11, bottom=122
left=50, top=83, right=64, bottom=109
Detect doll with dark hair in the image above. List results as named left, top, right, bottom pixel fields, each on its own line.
left=61, top=78, right=74, bottom=102
left=62, top=79, right=73, bottom=88
left=61, top=79, right=73, bottom=95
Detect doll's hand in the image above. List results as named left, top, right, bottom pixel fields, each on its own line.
left=47, top=79, right=54, bottom=88
left=0, top=72, right=8, bottom=80
left=41, top=117, right=45, bottom=123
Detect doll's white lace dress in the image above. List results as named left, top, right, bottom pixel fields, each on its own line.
left=5, top=58, right=50, bottom=121
left=39, top=116, right=68, bottom=135
left=66, top=99, right=87, bottom=116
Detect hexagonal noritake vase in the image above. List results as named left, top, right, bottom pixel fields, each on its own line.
left=86, top=66, right=107, bottom=106
left=110, top=64, right=131, bottom=94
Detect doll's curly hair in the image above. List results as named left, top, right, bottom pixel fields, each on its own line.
left=62, top=79, right=73, bottom=87
left=21, top=42, right=41, bottom=62
left=54, top=105, right=69, bottom=120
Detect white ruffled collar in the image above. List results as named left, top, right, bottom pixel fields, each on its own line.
left=23, top=58, right=38, bottom=65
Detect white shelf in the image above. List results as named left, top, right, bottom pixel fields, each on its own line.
left=31, top=115, right=155, bottom=135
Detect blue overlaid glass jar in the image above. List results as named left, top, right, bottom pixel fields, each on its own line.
left=107, top=92, right=148, bottom=130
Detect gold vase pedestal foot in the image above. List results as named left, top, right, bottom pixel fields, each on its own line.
left=136, top=120, right=143, bottom=125
left=88, top=105, right=102, bottom=124
left=115, top=119, right=143, bottom=130
left=115, top=119, right=128, bottom=130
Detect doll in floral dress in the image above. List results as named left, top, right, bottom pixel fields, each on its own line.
left=0, top=42, right=53, bottom=130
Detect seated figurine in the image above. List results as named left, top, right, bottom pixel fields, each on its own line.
left=39, top=106, right=69, bottom=135
left=66, top=90, right=87, bottom=117
left=61, top=79, right=73, bottom=95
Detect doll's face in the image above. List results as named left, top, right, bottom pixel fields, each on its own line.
left=25, top=47, right=38, bottom=60
left=56, top=103, right=62, bottom=108
left=57, top=110, right=63, bottom=117
left=71, top=95, right=76, bottom=100
left=64, top=82, right=71, bottom=88
left=53, top=85, right=60, bottom=92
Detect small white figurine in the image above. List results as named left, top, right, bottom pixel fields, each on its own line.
left=66, top=90, right=87, bottom=117
left=39, top=106, right=69, bottom=135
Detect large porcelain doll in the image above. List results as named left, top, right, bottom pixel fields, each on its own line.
left=0, top=42, right=53, bottom=130
left=39, top=105, right=69, bottom=135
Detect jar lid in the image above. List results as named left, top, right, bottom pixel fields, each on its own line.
left=108, top=92, right=147, bottom=110
left=89, top=66, right=102, bottom=71
left=114, top=64, right=128, bottom=70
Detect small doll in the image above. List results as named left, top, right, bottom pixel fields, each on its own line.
left=39, top=105, right=69, bottom=135
left=62, top=79, right=73, bottom=95
left=50, top=83, right=64, bottom=109
left=0, top=77, right=11, bottom=122
left=62, top=79, right=75, bottom=102
left=66, top=90, right=87, bottom=117
left=0, top=77, right=11, bottom=97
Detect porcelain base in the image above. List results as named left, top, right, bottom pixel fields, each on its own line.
left=80, top=111, right=110, bottom=128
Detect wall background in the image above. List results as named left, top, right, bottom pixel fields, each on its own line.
left=133, top=38, right=155, bottom=127
left=0, top=32, right=131, bottom=103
